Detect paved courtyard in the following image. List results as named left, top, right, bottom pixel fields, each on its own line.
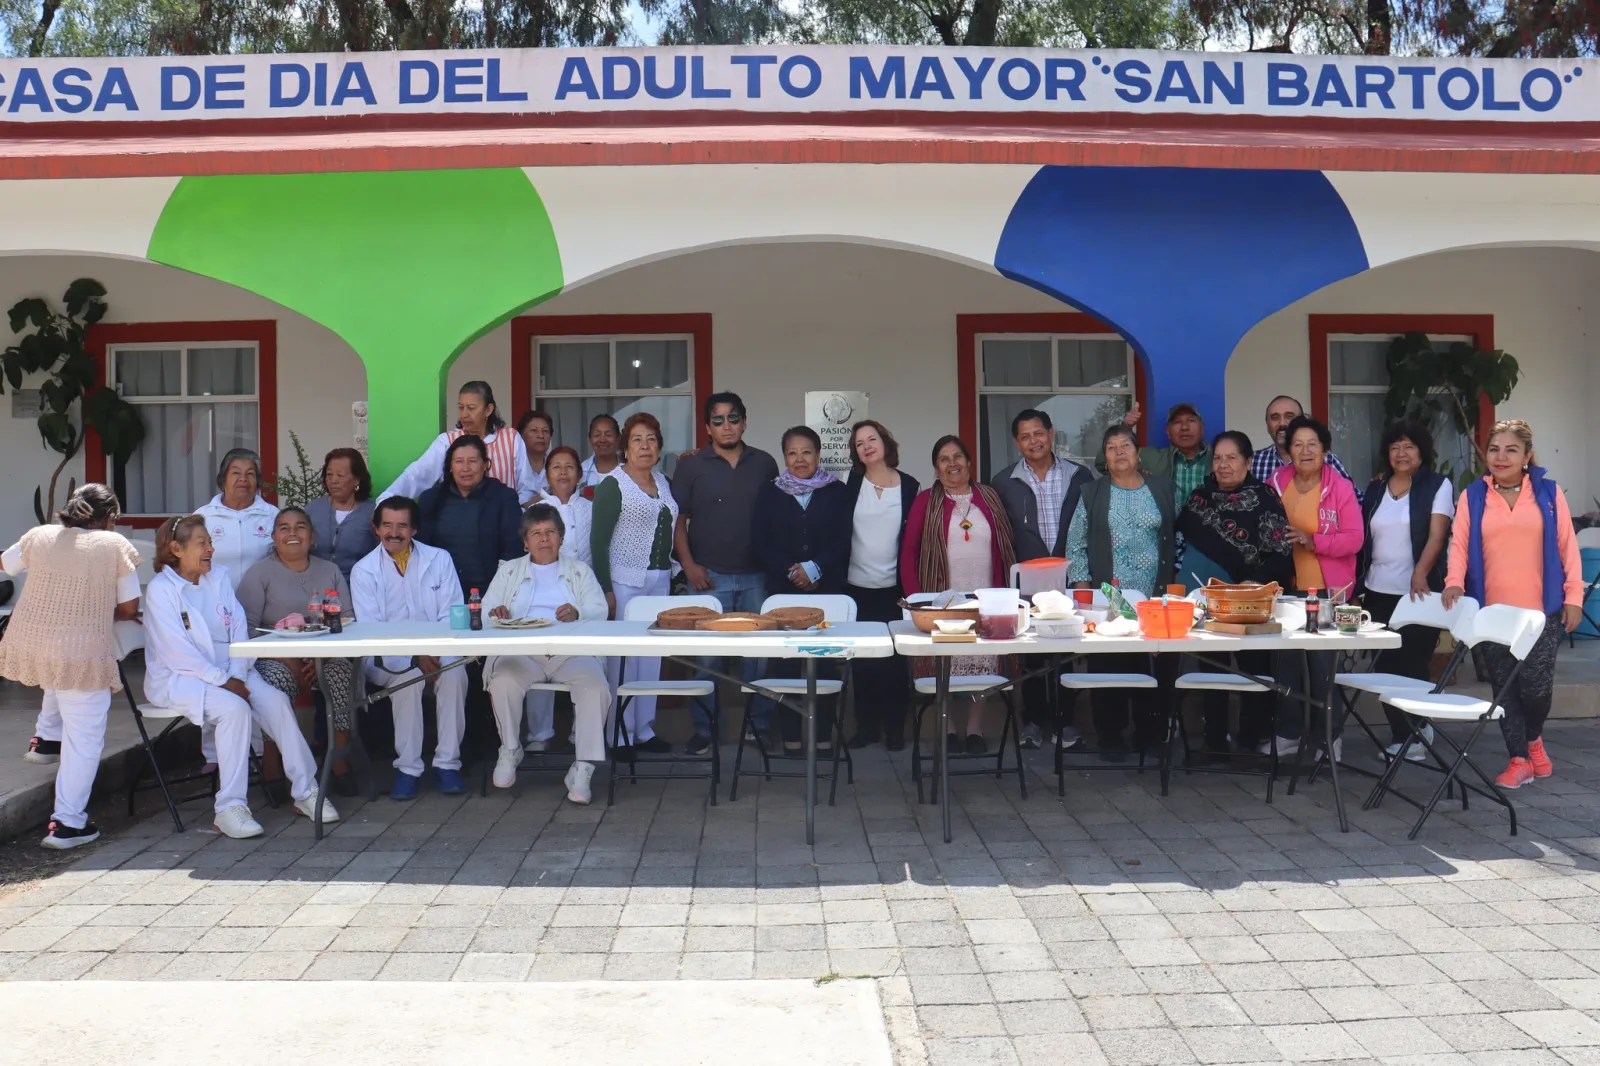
left=6, top=722, right=1600, bottom=1066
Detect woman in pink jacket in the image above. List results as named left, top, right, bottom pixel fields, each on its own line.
left=1263, top=415, right=1365, bottom=758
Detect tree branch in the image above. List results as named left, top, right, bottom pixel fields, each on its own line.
left=27, top=0, right=60, bottom=56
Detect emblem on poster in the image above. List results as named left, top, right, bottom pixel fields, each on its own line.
left=805, top=390, right=867, bottom=473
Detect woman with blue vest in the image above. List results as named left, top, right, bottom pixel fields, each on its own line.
left=1357, top=420, right=1454, bottom=762
left=1443, top=420, right=1584, bottom=790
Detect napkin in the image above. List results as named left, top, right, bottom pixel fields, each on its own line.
left=1031, top=590, right=1076, bottom=618
left=1096, top=614, right=1140, bottom=637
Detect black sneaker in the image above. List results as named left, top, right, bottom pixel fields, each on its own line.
left=637, top=736, right=673, bottom=755
left=41, top=819, right=99, bottom=850
left=25, top=737, right=60, bottom=764
left=964, top=734, right=988, bottom=756
left=684, top=733, right=713, bottom=756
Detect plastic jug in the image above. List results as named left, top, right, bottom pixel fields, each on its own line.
left=975, top=587, right=1031, bottom=640
left=1011, top=558, right=1068, bottom=599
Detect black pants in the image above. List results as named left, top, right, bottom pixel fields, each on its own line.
left=847, top=583, right=909, bottom=743
left=1364, top=592, right=1444, bottom=743
left=766, top=658, right=840, bottom=746
left=1199, top=651, right=1273, bottom=750
left=1473, top=613, right=1563, bottom=759
left=1273, top=651, right=1335, bottom=742
left=1091, top=653, right=1165, bottom=746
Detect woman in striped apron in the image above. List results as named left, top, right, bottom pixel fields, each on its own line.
left=377, top=381, right=541, bottom=506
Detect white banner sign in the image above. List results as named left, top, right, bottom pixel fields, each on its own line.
left=805, top=390, right=868, bottom=474
left=0, top=46, right=1586, bottom=124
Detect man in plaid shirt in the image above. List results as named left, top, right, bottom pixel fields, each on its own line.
left=1250, top=395, right=1354, bottom=488
left=1115, top=402, right=1211, bottom=506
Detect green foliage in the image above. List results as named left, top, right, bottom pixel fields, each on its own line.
left=264, top=430, right=321, bottom=508
left=0, top=278, right=145, bottom=521
left=1383, top=331, right=1521, bottom=479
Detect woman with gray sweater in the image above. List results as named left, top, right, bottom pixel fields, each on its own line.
left=304, top=447, right=378, bottom=584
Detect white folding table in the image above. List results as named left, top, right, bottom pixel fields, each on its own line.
left=891, top=620, right=1401, bottom=841
left=233, top=620, right=895, bottom=843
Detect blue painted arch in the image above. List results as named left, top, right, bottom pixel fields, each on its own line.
left=994, top=166, right=1370, bottom=446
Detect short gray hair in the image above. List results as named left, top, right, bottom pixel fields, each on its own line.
left=215, top=448, right=262, bottom=492
left=521, top=503, right=565, bottom=541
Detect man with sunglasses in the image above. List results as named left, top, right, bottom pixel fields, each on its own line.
left=673, top=392, right=780, bottom=754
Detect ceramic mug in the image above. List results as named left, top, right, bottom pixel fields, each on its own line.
left=1333, top=604, right=1371, bottom=633
left=449, top=604, right=471, bottom=630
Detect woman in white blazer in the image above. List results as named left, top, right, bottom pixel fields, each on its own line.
left=482, top=503, right=610, bottom=804
left=143, top=515, right=337, bottom=839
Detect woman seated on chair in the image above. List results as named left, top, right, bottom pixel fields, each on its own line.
left=0, top=485, right=142, bottom=850
left=142, top=514, right=338, bottom=839
left=237, top=506, right=362, bottom=797
left=752, top=426, right=852, bottom=754
left=482, top=504, right=610, bottom=804
left=419, top=434, right=524, bottom=599
left=521, top=445, right=594, bottom=753
left=1066, top=424, right=1177, bottom=761
left=900, top=434, right=1018, bottom=756
left=1176, top=430, right=1293, bottom=760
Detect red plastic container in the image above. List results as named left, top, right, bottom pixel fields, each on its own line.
left=1136, top=599, right=1196, bottom=639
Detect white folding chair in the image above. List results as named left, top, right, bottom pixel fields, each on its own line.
left=1055, top=591, right=1160, bottom=786
left=1333, top=593, right=1478, bottom=767
left=1374, top=603, right=1548, bottom=839
left=730, top=594, right=856, bottom=803
left=607, top=594, right=723, bottom=806
left=1570, top=527, right=1600, bottom=647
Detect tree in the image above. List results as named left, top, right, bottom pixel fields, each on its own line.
left=800, top=0, right=1199, bottom=47
left=638, top=0, right=793, bottom=44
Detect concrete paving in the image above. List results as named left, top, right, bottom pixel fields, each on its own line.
left=1, top=978, right=894, bottom=1065
left=5, top=716, right=1600, bottom=1066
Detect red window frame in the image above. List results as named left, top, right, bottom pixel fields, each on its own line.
left=84, top=320, right=279, bottom=528
left=510, top=313, right=714, bottom=448
left=956, top=312, right=1148, bottom=471
left=1308, top=314, right=1496, bottom=452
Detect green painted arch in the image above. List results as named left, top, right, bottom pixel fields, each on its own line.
left=147, top=168, right=565, bottom=485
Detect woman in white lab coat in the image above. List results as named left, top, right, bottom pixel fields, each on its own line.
left=143, top=514, right=338, bottom=839
left=378, top=381, right=542, bottom=506
left=193, top=448, right=278, bottom=591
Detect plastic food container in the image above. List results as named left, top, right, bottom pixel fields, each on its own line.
left=1136, top=599, right=1196, bottom=639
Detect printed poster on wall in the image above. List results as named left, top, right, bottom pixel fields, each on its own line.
left=805, top=391, right=867, bottom=473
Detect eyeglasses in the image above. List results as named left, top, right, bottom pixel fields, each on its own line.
left=709, top=414, right=744, bottom=427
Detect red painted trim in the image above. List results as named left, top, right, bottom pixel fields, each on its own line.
left=1308, top=313, right=1496, bottom=449
left=955, top=312, right=1142, bottom=470
left=510, top=314, right=714, bottom=447
left=85, top=319, right=278, bottom=521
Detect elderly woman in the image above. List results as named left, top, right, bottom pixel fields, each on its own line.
left=237, top=506, right=361, bottom=796
left=581, top=413, right=623, bottom=489
left=752, top=425, right=853, bottom=752
left=418, top=434, right=523, bottom=599
left=517, top=409, right=554, bottom=496
left=195, top=447, right=277, bottom=591
left=591, top=412, right=678, bottom=754
left=1358, top=420, right=1454, bottom=761
left=0, top=485, right=141, bottom=849
left=522, top=444, right=595, bottom=753
left=1444, top=420, right=1584, bottom=789
left=1067, top=424, right=1177, bottom=760
left=380, top=381, right=541, bottom=505
left=483, top=503, right=610, bottom=804
left=901, top=434, right=1017, bottom=755
left=305, top=447, right=378, bottom=584
left=845, top=420, right=920, bottom=751
left=1264, top=415, right=1364, bottom=758
left=143, top=515, right=337, bottom=839
left=1177, top=430, right=1294, bottom=758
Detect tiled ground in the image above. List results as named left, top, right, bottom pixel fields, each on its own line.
left=7, top=721, right=1600, bottom=1066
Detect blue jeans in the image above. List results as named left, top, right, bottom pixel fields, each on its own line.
left=695, top=569, right=771, bottom=735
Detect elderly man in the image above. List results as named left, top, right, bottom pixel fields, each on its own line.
left=350, top=496, right=468, bottom=800
left=1120, top=402, right=1212, bottom=507
left=1249, top=395, right=1354, bottom=485
left=992, top=408, right=1094, bottom=751
left=482, top=503, right=611, bottom=804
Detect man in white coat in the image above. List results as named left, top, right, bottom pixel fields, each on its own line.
left=350, top=497, right=469, bottom=801
left=482, top=503, right=611, bottom=804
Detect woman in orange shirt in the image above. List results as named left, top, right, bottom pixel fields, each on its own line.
left=1443, top=420, right=1584, bottom=789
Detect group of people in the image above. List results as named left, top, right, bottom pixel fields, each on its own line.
left=0, top=377, right=1585, bottom=849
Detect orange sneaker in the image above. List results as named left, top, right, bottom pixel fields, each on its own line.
left=1496, top=757, right=1536, bottom=790
left=1527, top=738, right=1554, bottom=778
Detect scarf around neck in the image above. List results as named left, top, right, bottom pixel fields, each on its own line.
left=775, top=468, right=838, bottom=497
left=1176, top=474, right=1293, bottom=578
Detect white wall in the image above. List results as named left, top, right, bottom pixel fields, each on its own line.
left=1229, top=246, right=1597, bottom=506
left=0, top=255, right=364, bottom=548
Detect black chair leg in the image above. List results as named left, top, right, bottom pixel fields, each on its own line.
left=1006, top=692, right=1027, bottom=800
left=912, top=701, right=928, bottom=804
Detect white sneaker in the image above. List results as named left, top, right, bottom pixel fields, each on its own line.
left=1316, top=737, right=1343, bottom=764
left=1385, top=724, right=1435, bottom=763
left=1257, top=736, right=1301, bottom=757
left=213, top=805, right=264, bottom=839
left=292, top=794, right=341, bottom=823
left=524, top=738, right=548, bottom=753
left=564, top=761, right=595, bottom=805
left=493, top=746, right=523, bottom=789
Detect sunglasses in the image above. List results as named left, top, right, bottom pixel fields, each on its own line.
left=709, top=414, right=744, bottom=427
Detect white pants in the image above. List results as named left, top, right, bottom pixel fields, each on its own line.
left=201, top=672, right=318, bottom=813
left=43, top=689, right=111, bottom=830
left=488, top=656, right=610, bottom=763
left=367, top=658, right=467, bottom=778
left=524, top=690, right=555, bottom=743
left=608, top=571, right=671, bottom=742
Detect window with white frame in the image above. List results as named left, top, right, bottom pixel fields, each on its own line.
left=1328, top=335, right=1474, bottom=486
left=532, top=335, right=694, bottom=476
left=110, top=343, right=259, bottom=515
left=977, top=335, right=1135, bottom=480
